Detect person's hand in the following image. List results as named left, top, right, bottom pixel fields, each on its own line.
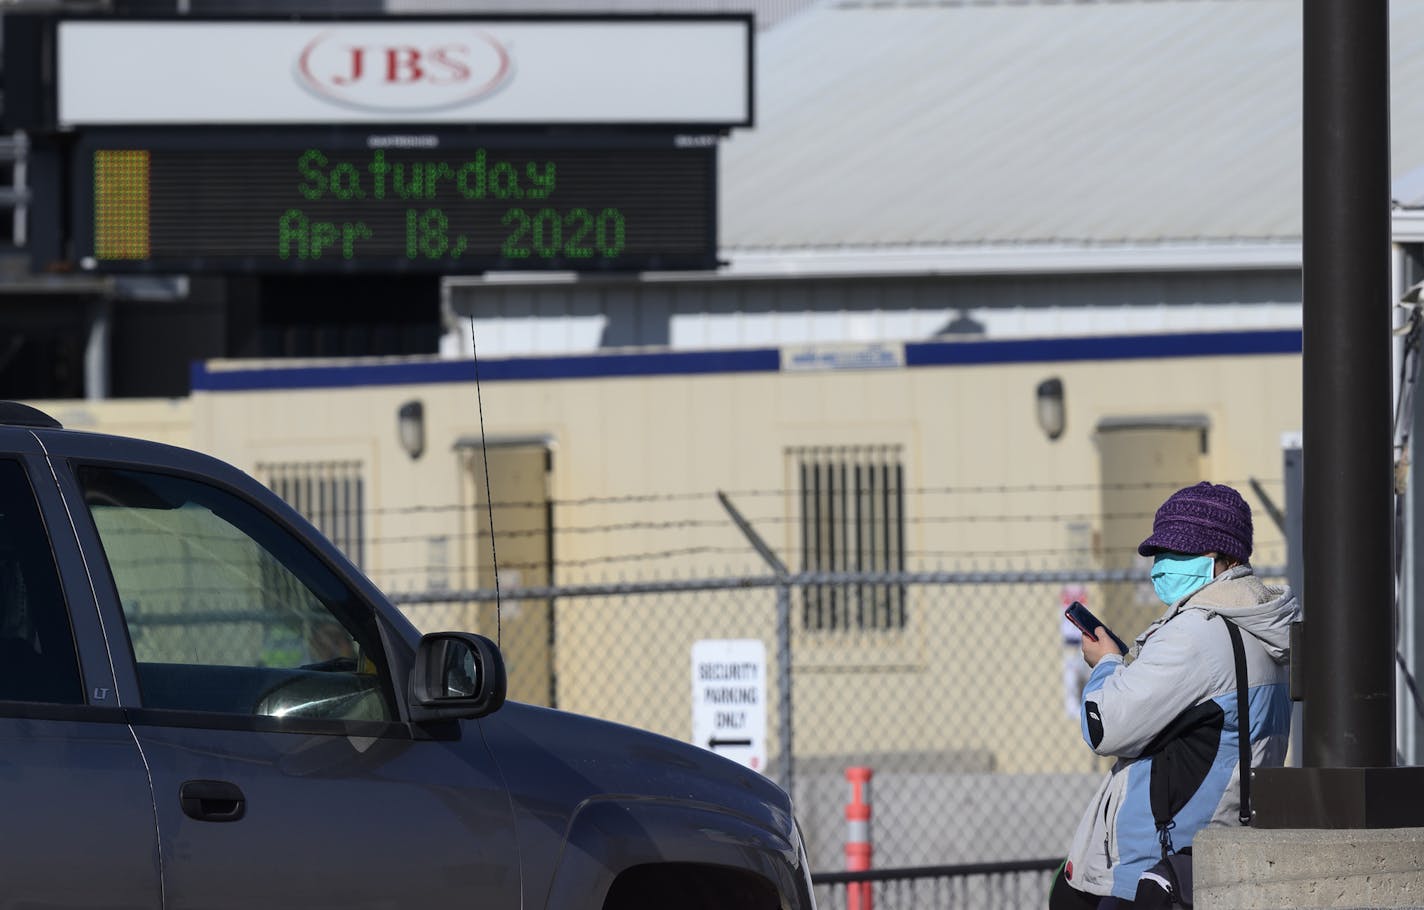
left=1080, top=627, right=1124, bottom=668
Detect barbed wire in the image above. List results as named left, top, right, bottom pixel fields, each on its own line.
left=91, top=499, right=1289, bottom=577
left=348, top=477, right=1286, bottom=515
left=261, top=476, right=1293, bottom=579
left=385, top=566, right=1293, bottom=604
left=367, top=518, right=733, bottom=544
left=375, top=545, right=749, bottom=573
left=352, top=510, right=1289, bottom=546
left=368, top=542, right=1291, bottom=577
left=86, top=516, right=1292, bottom=575
left=100, top=509, right=1284, bottom=545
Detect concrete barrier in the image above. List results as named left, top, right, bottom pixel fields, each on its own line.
left=1194, top=826, right=1424, bottom=909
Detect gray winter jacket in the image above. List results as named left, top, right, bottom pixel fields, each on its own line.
left=1062, top=566, right=1299, bottom=900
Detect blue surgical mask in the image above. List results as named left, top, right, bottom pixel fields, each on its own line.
left=1151, top=553, right=1217, bottom=606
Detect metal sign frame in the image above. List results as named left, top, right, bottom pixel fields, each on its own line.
left=46, top=13, right=754, bottom=131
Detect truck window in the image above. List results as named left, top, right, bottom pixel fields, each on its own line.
left=0, top=459, right=84, bottom=705
left=77, top=466, right=396, bottom=723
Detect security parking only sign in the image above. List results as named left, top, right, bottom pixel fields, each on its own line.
left=691, top=639, right=766, bottom=772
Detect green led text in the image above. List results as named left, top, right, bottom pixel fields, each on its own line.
left=501, top=207, right=626, bottom=259
left=298, top=149, right=556, bottom=201
left=278, top=209, right=374, bottom=260
left=278, top=149, right=636, bottom=262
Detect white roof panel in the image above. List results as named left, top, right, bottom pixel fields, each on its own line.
left=721, top=0, right=1424, bottom=252
left=385, top=0, right=815, bottom=29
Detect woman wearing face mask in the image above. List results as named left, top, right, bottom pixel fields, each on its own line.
left=1048, top=482, right=1300, bottom=909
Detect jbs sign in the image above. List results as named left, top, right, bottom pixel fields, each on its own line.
left=56, top=18, right=752, bottom=127
left=297, top=28, right=512, bottom=111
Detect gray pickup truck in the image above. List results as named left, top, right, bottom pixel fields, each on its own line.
left=0, top=401, right=814, bottom=910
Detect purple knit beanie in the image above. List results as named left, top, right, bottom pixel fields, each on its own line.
left=1137, top=481, right=1253, bottom=563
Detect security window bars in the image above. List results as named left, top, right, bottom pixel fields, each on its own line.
left=794, top=446, right=906, bottom=630
left=263, top=461, right=366, bottom=569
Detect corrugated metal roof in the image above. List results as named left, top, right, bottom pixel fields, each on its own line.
left=386, top=0, right=817, bottom=29
left=720, top=0, right=1424, bottom=252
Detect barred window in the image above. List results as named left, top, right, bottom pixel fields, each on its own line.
left=262, top=461, right=366, bottom=569
left=793, top=446, right=906, bottom=630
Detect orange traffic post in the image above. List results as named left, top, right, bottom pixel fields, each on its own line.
left=844, top=766, right=873, bottom=910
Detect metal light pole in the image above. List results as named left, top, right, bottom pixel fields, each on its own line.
left=1254, top=0, right=1424, bottom=827
left=1300, top=0, right=1395, bottom=770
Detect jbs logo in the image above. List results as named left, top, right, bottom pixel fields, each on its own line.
left=297, top=28, right=511, bottom=112
left=328, top=46, right=472, bottom=86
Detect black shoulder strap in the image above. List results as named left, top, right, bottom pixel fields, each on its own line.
left=1223, top=618, right=1251, bottom=825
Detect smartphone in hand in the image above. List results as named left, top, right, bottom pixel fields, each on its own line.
left=1064, top=601, right=1131, bottom=657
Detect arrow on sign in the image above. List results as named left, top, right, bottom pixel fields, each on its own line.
left=708, top=737, right=753, bottom=749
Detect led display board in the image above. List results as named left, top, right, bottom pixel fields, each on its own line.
left=73, top=131, right=718, bottom=273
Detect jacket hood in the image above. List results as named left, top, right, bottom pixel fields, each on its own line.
left=1145, top=565, right=1300, bottom=661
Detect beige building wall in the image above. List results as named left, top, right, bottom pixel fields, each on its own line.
left=28, top=398, right=196, bottom=450
left=27, top=342, right=1303, bottom=776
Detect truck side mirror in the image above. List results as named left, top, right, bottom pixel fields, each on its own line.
left=409, top=632, right=507, bottom=721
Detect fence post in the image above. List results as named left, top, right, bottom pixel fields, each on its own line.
left=776, top=580, right=794, bottom=793
left=845, top=766, right=874, bottom=910
left=717, top=491, right=795, bottom=796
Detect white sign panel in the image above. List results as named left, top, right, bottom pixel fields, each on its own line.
left=57, top=19, right=751, bottom=127
left=691, top=639, right=766, bottom=773
left=782, top=342, right=906, bottom=372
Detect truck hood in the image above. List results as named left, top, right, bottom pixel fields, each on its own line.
left=476, top=701, right=798, bottom=901
left=479, top=700, right=793, bottom=826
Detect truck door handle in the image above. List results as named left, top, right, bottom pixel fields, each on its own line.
left=179, top=779, right=246, bottom=822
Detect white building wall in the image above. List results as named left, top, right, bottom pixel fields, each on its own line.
left=443, top=271, right=1303, bottom=357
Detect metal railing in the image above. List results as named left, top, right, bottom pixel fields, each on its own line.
left=812, top=858, right=1061, bottom=910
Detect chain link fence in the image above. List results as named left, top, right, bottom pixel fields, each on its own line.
left=264, top=469, right=1294, bottom=903
left=393, top=564, right=1288, bottom=889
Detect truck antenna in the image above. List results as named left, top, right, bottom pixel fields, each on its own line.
left=470, top=315, right=501, bottom=647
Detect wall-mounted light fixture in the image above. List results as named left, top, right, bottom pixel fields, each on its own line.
left=1036, top=377, right=1066, bottom=441
left=398, top=400, right=426, bottom=460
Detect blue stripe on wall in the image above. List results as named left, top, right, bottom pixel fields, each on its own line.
left=904, top=330, right=1301, bottom=367
left=192, top=348, right=784, bottom=392
left=192, top=359, right=479, bottom=392
left=191, top=329, right=1303, bottom=393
